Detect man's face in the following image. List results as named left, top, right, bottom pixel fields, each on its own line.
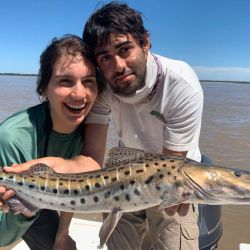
left=94, top=33, right=150, bottom=95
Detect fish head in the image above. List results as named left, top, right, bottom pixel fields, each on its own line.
left=183, top=162, right=250, bottom=204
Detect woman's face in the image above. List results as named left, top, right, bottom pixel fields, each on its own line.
left=45, top=53, right=98, bottom=134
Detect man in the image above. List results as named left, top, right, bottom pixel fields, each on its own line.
left=2, top=2, right=203, bottom=250
left=81, top=2, right=203, bottom=249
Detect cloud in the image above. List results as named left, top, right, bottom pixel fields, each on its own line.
left=193, top=66, right=250, bottom=82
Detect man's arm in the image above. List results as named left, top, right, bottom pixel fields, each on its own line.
left=54, top=123, right=109, bottom=249
left=162, top=147, right=189, bottom=216
left=81, top=123, right=109, bottom=167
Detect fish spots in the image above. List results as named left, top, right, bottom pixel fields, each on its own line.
left=162, top=164, right=167, bottom=168
left=120, top=184, right=125, bottom=190
left=8, top=176, right=14, bottom=179
left=171, top=166, right=176, bottom=170
left=105, top=191, right=111, bottom=199
left=114, top=196, right=120, bottom=201
left=53, top=189, right=58, bottom=194
left=136, top=169, right=144, bottom=173
left=154, top=162, right=159, bottom=166
left=85, top=185, right=90, bottom=191
left=95, top=183, right=101, bottom=188
left=134, top=188, right=140, bottom=196
left=145, top=164, right=150, bottom=168
left=41, top=186, right=45, bottom=191
left=124, top=170, right=130, bottom=176
left=175, top=180, right=182, bottom=188
left=170, top=160, right=175, bottom=163
left=93, top=196, right=99, bottom=202
left=104, top=176, right=109, bottom=180
left=125, top=194, right=130, bottom=201
left=29, top=184, right=35, bottom=189
left=63, top=189, right=69, bottom=195
left=18, top=182, right=23, bottom=186
left=73, top=189, right=79, bottom=195
left=70, top=200, right=75, bottom=206
left=95, top=175, right=101, bottom=178
left=80, top=198, right=85, bottom=204
left=156, top=185, right=161, bottom=191
left=145, top=176, right=154, bottom=185
left=159, top=174, right=164, bottom=179
left=111, top=177, right=117, bottom=182
left=130, top=180, right=135, bottom=185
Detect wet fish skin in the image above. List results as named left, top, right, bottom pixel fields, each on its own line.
left=1, top=146, right=250, bottom=248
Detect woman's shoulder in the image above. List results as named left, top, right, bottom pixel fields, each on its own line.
left=0, top=103, right=46, bottom=136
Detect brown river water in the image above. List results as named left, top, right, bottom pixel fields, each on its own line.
left=0, top=76, right=250, bottom=250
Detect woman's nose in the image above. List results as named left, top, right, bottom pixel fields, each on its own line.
left=71, top=82, right=87, bottom=98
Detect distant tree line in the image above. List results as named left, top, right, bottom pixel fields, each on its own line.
left=0, top=73, right=37, bottom=76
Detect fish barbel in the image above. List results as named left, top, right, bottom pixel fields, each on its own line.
left=1, top=147, right=250, bottom=248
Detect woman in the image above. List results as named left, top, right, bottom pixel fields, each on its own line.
left=0, top=35, right=102, bottom=249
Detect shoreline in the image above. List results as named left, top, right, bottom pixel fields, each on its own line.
left=0, top=73, right=249, bottom=84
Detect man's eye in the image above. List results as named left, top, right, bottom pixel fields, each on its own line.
left=120, top=47, right=130, bottom=56
left=100, top=54, right=111, bottom=63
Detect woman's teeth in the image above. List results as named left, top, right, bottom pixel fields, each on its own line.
left=65, top=103, right=86, bottom=112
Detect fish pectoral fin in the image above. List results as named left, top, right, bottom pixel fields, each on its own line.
left=7, top=196, right=39, bottom=217
left=98, top=207, right=123, bottom=249
left=158, top=194, right=189, bottom=211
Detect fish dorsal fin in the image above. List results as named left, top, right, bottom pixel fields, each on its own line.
left=105, top=147, right=161, bottom=168
left=27, top=163, right=57, bottom=178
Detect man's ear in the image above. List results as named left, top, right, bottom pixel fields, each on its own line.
left=143, top=32, right=151, bottom=52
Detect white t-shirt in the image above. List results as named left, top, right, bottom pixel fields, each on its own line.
left=86, top=52, right=203, bottom=161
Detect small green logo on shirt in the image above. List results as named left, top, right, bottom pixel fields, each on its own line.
left=150, top=110, right=167, bottom=123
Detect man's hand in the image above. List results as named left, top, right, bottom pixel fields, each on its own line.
left=53, top=234, right=77, bottom=250
left=165, top=204, right=190, bottom=216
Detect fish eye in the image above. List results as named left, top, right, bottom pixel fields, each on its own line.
left=234, top=171, right=241, bottom=177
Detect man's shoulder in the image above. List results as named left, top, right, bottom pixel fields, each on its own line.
left=154, top=53, right=201, bottom=91
left=155, top=53, right=194, bottom=74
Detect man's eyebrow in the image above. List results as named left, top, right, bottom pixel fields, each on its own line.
left=95, top=41, right=133, bottom=57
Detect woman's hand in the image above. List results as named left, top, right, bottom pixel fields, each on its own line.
left=3, top=155, right=100, bottom=174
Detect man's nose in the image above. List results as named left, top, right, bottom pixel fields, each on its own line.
left=114, top=55, right=126, bottom=72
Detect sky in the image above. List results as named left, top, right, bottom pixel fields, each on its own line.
left=0, top=0, right=250, bottom=81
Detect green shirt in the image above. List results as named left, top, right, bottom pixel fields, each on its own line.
left=0, top=103, right=83, bottom=246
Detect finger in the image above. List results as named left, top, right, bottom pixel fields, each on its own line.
left=3, top=163, right=31, bottom=173
left=2, top=204, right=10, bottom=213
left=165, top=205, right=179, bottom=216
left=178, top=204, right=190, bottom=216
left=0, top=186, right=7, bottom=194
left=2, top=189, right=16, bottom=200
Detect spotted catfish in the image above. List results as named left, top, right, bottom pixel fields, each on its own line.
left=1, top=146, right=250, bottom=248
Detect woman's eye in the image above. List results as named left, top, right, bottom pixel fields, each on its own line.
left=83, top=79, right=96, bottom=87
left=58, top=79, right=72, bottom=86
